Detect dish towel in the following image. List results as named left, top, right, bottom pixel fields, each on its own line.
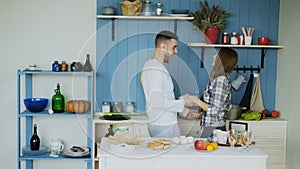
left=250, top=74, right=265, bottom=112
left=239, top=73, right=254, bottom=110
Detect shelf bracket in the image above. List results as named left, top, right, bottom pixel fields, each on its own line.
left=200, top=47, right=205, bottom=68
left=261, top=48, right=266, bottom=69
left=174, top=20, right=177, bottom=34
left=111, top=18, right=116, bottom=41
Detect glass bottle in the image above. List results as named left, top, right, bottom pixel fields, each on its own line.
left=230, top=32, right=238, bottom=45
left=83, top=54, right=93, bottom=72
left=61, top=61, right=68, bottom=71
left=52, top=83, right=65, bottom=113
left=30, top=123, right=40, bottom=150
left=52, top=61, right=60, bottom=72
left=105, top=124, right=115, bottom=137
left=125, top=102, right=134, bottom=113
left=155, top=2, right=163, bottom=16
left=222, top=32, right=230, bottom=44
left=143, top=0, right=152, bottom=16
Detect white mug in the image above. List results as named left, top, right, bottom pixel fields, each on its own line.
left=49, top=138, right=64, bottom=157
left=232, top=74, right=246, bottom=91
left=215, top=130, right=228, bottom=144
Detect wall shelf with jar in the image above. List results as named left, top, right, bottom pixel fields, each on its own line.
left=188, top=42, right=284, bottom=72
left=17, top=70, right=94, bottom=169
left=97, top=15, right=194, bottom=41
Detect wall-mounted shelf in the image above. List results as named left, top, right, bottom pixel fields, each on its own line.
left=97, top=15, right=194, bottom=41
left=188, top=42, right=284, bottom=71
left=97, top=15, right=194, bottom=20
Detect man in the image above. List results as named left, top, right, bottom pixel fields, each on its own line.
left=141, top=30, right=198, bottom=138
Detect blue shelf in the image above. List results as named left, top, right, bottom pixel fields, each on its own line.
left=19, top=110, right=92, bottom=117
left=19, top=153, right=91, bottom=161
left=19, top=70, right=93, bottom=76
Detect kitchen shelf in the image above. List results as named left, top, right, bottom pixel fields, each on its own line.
left=18, top=110, right=92, bottom=117
left=188, top=43, right=284, bottom=70
left=97, top=15, right=194, bottom=41
left=20, top=154, right=91, bottom=161
left=17, top=70, right=94, bottom=169
left=97, top=15, right=194, bottom=20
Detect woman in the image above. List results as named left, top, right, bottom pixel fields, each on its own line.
left=182, top=48, right=238, bottom=137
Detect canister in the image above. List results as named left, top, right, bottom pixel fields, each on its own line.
left=126, top=102, right=135, bottom=113
left=113, top=101, right=122, bottom=112
left=102, top=101, right=111, bottom=112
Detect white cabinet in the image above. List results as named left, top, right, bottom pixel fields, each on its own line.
left=227, top=118, right=287, bottom=169
left=92, top=114, right=149, bottom=169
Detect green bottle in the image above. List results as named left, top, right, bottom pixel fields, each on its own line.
left=52, top=83, right=65, bottom=113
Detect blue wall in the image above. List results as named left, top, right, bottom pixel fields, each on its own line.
left=96, top=0, right=280, bottom=113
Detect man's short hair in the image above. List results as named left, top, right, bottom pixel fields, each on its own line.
left=155, top=30, right=178, bottom=47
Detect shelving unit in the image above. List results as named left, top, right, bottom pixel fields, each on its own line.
left=188, top=42, right=284, bottom=71
left=17, top=70, right=94, bottom=169
left=97, top=14, right=194, bottom=41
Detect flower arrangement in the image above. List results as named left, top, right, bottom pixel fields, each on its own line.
left=191, top=0, right=231, bottom=31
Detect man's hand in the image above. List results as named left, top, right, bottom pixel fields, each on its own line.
left=185, top=109, right=201, bottom=120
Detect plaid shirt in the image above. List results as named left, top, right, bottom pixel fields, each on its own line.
left=201, top=75, right=231, bottom=127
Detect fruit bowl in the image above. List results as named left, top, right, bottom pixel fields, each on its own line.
left=24, top=98, right=48, bottom=112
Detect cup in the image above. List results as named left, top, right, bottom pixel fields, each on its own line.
left=215, top=130, right=228, bottom=144
left=232, top=74, right=246, bottom=91
left=258, top=37, right=271, bottom=45
left=49, top=138, right=64, bottom=157
left=244, top=36, right=252, bottom=45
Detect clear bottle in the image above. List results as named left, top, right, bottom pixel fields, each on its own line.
left=113, top=101, right=122, bottom=112
left=143, top=0, right=152, bottom=16
left=83, top=54, right=93, bottom=72
left=30, top=123, right=40, bottom=150
left=125, top=102, right=134, bottom=113
left=52, top=83, right=65, bottom=113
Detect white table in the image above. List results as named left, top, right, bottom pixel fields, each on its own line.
left=99, top=138, right=268, bottom=169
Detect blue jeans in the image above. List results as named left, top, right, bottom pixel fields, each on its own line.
left=148, top=123, right=180, bottom=138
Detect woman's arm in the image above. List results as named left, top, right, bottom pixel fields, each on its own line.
left=189, top=95, right=209, bottom=112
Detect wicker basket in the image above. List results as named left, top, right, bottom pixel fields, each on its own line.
left=120, top=0, right=142, bottom=16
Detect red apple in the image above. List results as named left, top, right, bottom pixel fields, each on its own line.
left=262, top=109, right=269, bottom=115
left=194, top=140, right=207, bottom=150
left=271, top=110, right=279, bottom=118
left=247, top=109, right=254, bottom=113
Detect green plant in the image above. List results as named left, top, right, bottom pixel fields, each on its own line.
left=192, top=0, right=231, bottom=31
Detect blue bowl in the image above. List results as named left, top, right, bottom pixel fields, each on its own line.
left=24, top=98, right=48, bottom=112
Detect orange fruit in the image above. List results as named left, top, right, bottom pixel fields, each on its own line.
left=210, top=142, right=218, bottom=150
left=206, top=144, right=214, bottom=151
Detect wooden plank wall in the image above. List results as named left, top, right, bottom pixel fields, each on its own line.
left=96, top=0, right=280, bottom=113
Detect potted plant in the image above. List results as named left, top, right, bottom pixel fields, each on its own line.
left=191, top=0, right=231, bottom=44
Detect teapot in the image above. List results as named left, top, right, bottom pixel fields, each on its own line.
left=49, top=138, right=64, bottom=157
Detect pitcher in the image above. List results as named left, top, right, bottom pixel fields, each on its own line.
left=49, top=138, right=64, bottom=157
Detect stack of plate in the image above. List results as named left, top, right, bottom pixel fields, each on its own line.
left=62, top=146, right=90, bottom=158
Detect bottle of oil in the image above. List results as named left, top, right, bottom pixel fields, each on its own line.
left=52, top=83, right=65, bottom=113
left=30, top=123, right=40, bottom=150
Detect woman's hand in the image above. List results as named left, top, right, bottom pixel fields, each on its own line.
left=179, top=94, right=194, bottom=107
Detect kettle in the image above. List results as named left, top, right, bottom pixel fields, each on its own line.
left=102, top=5, right=116, bottom=15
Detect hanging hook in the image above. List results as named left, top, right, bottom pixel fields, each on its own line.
left=250, top=65, right=253, bottom=73
left=243, top=65, right=246, bottom=73
left=236, top=65, right=239, bottom=73
left=258, top=66, right=261, bottom=73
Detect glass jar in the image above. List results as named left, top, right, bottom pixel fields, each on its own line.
left=155, top=2, right=163, bottom=16
left=230, top=32, right=238, bottom=45
left=61, top=61, right=68, bottom=71
left=143, top=0, right=152, bottom=16
left=222, top=32, right=230, bottom=44
left=102, top=101, right=111, bottom=112
left=113, top=101, right=122, bottom=112
left=126, top=102, right=134, bottom=113
left=52, top=61, right=60, bottom=72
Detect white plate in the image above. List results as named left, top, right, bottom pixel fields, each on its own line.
left=68, top=146, right=90, bottom=156
left=169, top=14, right=189, bottom=17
